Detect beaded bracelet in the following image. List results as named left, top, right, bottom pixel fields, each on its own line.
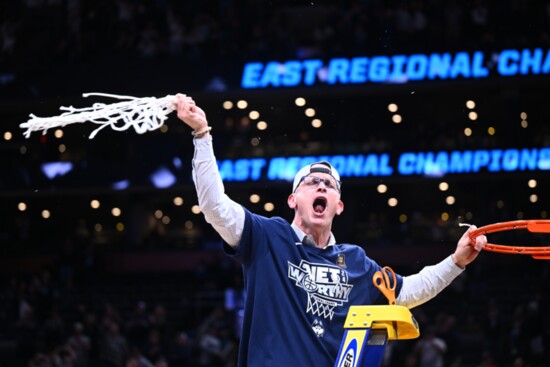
left=191, top=126, right=212, bottom=138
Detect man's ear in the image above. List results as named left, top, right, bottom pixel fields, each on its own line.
left=287, top=193, right=297, bottom=209
left=336, top=200, right=344, bottom=216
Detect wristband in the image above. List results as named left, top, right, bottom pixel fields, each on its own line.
left=192, top=126, right=212, bottom=138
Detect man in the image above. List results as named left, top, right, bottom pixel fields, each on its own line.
left=174, top=94, right=487, bottom=366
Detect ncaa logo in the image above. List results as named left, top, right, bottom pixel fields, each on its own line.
left=338, top=339, right=357, bottom=367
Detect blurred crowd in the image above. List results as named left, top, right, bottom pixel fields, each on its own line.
left=0, top=247, right=548, bottom=366
left=1, top=253, right=244, bottom=367
left=1, top=0, right=550, bottom=73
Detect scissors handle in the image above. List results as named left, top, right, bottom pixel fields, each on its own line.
left=373, top=266, right=397, bottom=305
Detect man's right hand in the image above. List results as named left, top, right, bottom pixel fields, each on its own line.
left=175, top=94, right=209, bottom=132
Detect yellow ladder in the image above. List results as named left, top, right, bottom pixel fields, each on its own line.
left=334, top=305, right=420, bottom=367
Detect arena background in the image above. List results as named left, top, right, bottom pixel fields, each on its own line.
left=0, top=1, right=549, bottom=366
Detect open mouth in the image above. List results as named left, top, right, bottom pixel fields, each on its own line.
left=313, top=197, right=327, bottom=213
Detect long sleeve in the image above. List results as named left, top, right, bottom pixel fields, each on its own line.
left=396, top=255, right=464, bottom=309
left=191, top=135, right=245, bottom=247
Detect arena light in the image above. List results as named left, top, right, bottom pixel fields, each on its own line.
left=41, top=162, right=73, bottom=179
left=150, top=167, right=176, bottom=189
left=112, top=180, right=130, bottom=190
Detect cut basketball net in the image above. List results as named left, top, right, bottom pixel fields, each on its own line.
left=460, top=220, right=550, bottom=260
left=20, top=93, right=176, bottom=139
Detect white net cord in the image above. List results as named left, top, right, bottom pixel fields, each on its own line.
left=20, top=92, right=177, bottom=139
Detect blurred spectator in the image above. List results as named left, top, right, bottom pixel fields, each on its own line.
left=66, top=322, right=92, bottom=367
left=197, top=324, right=224, bottom=367
left=148, top=304, right=169, bottom=338
left=197, top=307, right=236, bottom=367
left=42, top=305, right=67, bottom=352
left=125, top=301, right=150, bottom=352
left=169, top=331, right=194, bottom=365
left=482, top=299, right=506, bottom=365
left=414, top=325, right=447, bottom=367
left=98, top=320, right=130, bottom=367
left=458, top=313, right=486, bottom=365
left=125, top=347, right=154, bottom=367
left=15, top=302, right=38, bottom=359
left=141, top=328, right=165, bottom=364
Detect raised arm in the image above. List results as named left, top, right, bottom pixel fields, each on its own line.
left=175, top=94, right=245, bottom=248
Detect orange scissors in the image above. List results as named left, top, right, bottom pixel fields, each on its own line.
left=373, top=266, right=397, bottom=305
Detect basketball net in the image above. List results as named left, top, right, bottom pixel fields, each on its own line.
left=307, top=294, right=337, bottom=320
left=20, top=93, right=176, bottom=139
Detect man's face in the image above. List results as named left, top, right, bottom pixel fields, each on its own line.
left=288, top=172, right=344, bottom=229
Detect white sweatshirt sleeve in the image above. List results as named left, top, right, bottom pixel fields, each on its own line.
left=191, top=135, right=245, bottom=248
left=396, top=255, right=464, bottom=309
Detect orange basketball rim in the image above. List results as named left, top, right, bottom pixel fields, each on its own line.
left=466, top=220, right=550, bottom=260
